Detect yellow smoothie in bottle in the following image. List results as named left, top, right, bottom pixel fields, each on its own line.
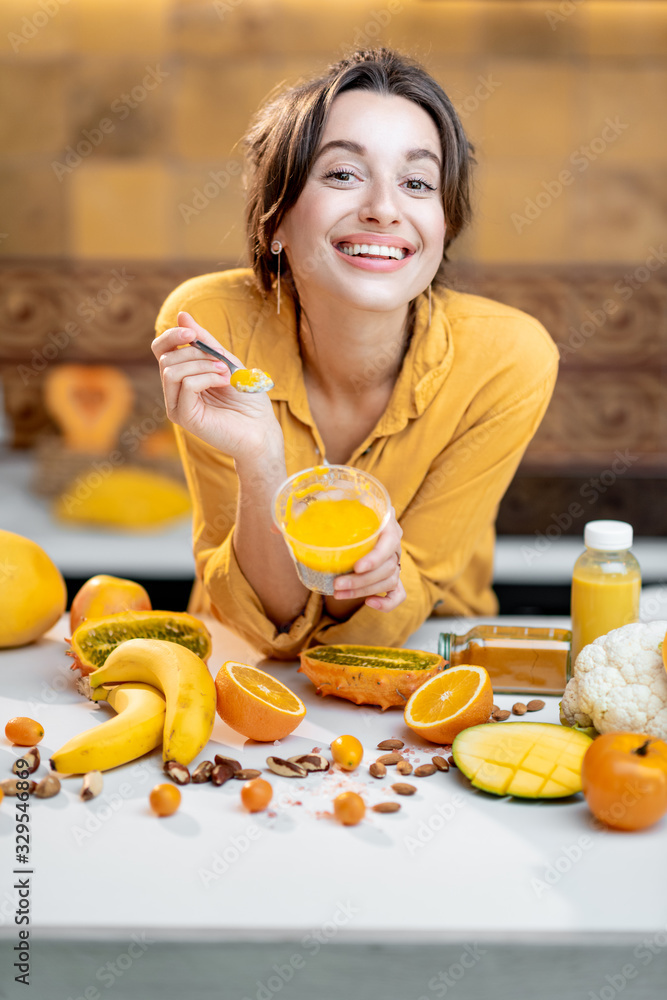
left=570, top=521, right=641, bottom=664
left=571, top=566, right=641, bottom=662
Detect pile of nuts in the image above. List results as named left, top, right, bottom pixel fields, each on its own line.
left=161, top=705, right=547, bottom=821
left=163, top=753, right=330, bottom=786
left=366, top=739, right=450, bottom=805
left=162, top=738, right=455, bottom=817
left=1, top=747, right=60, bottom=800
left=1, top=747, right=104, bottom=803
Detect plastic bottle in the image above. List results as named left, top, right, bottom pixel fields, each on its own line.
left=570, top=520, right=641, bottom=664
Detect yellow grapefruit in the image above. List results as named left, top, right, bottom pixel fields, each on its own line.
left=0, top=530, right=67, bottom=648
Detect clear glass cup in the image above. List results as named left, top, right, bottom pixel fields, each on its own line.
left=272, top=465, right=391, bottom=595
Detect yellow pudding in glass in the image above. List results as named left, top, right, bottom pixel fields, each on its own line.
left=285, top=498, right=381, bottom=573
left=273, top=465, right=390, bottom=594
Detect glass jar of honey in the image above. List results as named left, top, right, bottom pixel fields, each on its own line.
left=438, top=625, right=571, bottom=695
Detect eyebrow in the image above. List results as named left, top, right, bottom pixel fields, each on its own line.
left=315, top=139, right=442, bottom=171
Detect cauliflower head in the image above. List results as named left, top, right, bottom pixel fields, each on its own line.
left=562, top=620, right=667, bottom=737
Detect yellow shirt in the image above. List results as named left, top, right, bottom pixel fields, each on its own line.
left=155, top=269, right=558, bottom=659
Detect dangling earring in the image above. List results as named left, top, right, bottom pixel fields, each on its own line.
left=428, top=283, right=432, bottom=327
left=270, top=239, right=282, bottom=315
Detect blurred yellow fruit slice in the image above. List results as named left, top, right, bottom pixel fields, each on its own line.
left=54, top=467, right=190, bottom=530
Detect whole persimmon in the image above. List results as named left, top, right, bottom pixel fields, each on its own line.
left=69, top=575, right=151, bottom=632
left=582, top=732, right=667, bottom=831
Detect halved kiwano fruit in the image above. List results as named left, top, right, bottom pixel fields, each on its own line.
left=452, top=722, right=593, bottom=799
left=298, top=644, right=445, bottom=710
left=67, top=610, right=212, bottom=675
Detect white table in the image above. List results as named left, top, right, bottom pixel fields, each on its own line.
left=1, top=615, right=666, bottom=1000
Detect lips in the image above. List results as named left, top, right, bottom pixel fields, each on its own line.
left=333, top=233, right=417, bottom=261
left=331, top=233, right=417, bottom=273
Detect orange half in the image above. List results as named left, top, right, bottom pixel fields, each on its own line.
left=404, top=665, right=493, bottom=744
left=215, top=661, right=306, bottom=742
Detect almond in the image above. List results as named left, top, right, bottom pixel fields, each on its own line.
left=432, top=756, right=450, bottom=772
left=373, top=801, right=401, bottom=813
left=369, top=762, right=386, bottom=778
left=377, top=739, right=404, bottom=750
left=392, top=782, right=416, bottom=796
left=527, top=699, right=546, bottom=712
left=512, top=702, right=528, bottom=716
left=414, top=764, right=437, bottom=777
left=494, top=710, right=511, bottom=722
left=376, top=752, right=403, bottom=766
left=447, top=756, right=456, bottom=768
left=396, top=760, right=413, bottom=776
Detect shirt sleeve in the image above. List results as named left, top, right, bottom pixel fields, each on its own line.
left=171, top=425, right=327, bottom=659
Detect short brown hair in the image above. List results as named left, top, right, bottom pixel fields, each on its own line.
left=243, top=47, right=475, bottom=295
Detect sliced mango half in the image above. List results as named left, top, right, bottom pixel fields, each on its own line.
left=452, top=722, right=593, bottom=799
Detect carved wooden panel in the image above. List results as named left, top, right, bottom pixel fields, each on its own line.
left=447, top=262, right=667, bottom=475
left=1, top=260, right=665, bottom=481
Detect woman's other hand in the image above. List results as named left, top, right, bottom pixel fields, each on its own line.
left=152, top=311, right=280, bottom=461
left=330, top=507, right=405, bottom=612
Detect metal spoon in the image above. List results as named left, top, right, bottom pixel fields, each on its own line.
left=190, top=339, right=274, bottom=393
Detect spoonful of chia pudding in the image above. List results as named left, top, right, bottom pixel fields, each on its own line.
left=190, top=339, right=274, bottom=394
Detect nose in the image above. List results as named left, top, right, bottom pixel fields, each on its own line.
left=359, top=177, right=401, bottom=228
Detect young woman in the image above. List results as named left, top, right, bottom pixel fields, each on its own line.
left=153, top=48, right=558, bottom=658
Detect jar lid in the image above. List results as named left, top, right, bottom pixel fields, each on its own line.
left=584, top=520, right=633, bottom=550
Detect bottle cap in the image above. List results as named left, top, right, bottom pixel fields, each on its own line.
left=584, top=520, right=633, bottom=550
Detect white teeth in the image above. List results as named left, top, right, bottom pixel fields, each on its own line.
left=339, top=243, right=406, bottom=260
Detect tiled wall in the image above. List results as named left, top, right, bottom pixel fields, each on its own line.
left=0, top=0, right=665, bottom=266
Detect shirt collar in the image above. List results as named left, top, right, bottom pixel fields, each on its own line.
left=243, top=285, right=454, bottom=436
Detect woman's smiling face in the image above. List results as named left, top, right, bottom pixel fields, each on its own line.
left=276, top=89, right=447, bottom=313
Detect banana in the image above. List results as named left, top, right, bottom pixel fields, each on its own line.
left=50, top=682, right=166, bottom=774
left=89, top=638, right=216, bottom=766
